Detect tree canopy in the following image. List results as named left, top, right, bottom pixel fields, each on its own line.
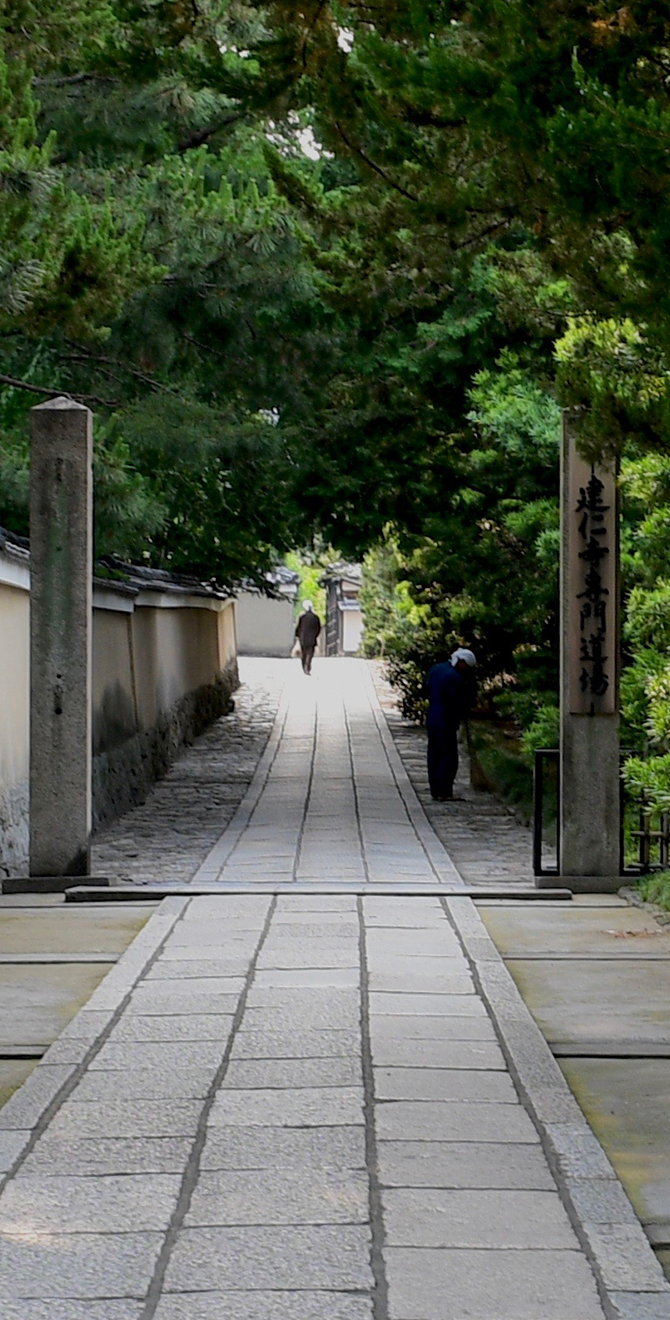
left=3, top=2, right=670, bottom=807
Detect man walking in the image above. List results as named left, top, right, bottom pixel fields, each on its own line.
left=425, top=647, right=476, bottom=800
left=294, top=599, right=321, bottom=675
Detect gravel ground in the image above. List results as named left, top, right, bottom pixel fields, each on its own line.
left=91, top=659, right=287, bottom=885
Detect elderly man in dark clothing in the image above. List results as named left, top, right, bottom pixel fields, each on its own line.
left=425, top=647, right=477, bottom=800
left=294, top=599, right=321, bottom=675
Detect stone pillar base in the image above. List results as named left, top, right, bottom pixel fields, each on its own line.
left=536, top=873, right=623, bottom=894
left=2, top=876, right=111, bottom=894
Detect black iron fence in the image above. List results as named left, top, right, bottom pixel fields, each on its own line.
left=533, top=749, right=669, bottom=879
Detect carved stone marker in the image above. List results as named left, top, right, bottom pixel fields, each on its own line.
left=30, top=397, right=92, bottom=877
left=559, top=409, right=621, bottom=890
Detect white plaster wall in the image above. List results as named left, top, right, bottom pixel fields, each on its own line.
left=0, top=551, right=237, bottom=874
left=0, top=577, right=30, bottom=874
left=236, top=592, right=295, bottom=656
left=342, top=608, right=364, bottom=655
left=129, top=598, right=234, bottom=731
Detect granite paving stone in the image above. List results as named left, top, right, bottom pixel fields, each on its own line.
left=370, top=1038, right=506, bottom=1070
left=223, top=1057, right=361, bottom=1089
left=107, top=1014, right=234, bottom=1043
left=0, top=1173, right=181, bottom=1233
left=208, top=1086, right=364, bottom=1128
left=1, top=1304, right=142, bottom=1320
left=45, top=1098, right=202, bottom=1139
left=146, top=962, right=249, bottom=981
left=567, top=1178, right=640, bottom=1225
left=184, top=1168, right=369, bottom=1225
left=241, top=1006, right=360, bottom=1033
left=385, top=1247, right=606, bottom=1319
left=126, top=988, right=241, bottom=1016
left=377, top=1139, right=556, bottom=1189
left=230, top=1028, right=360, bottom=1059
left=373, top=1066, right=517, bottom=1102
left=17, top=1135, right=194, bottom=1178
left=0, top=1130, right=31, bottom=1174
left=370, top=1013, right=497, bottom=1041
left=164, top=1224, right=373, bottom=1292
left=369, top=991, right=482, bottom=1014
left=382, top=1186, right=579, bottom=1248
left=253, top=969, right=359, bottom=988
left=199, top=1125, right=367, bottom=1171
left=89, top=1041, right=224, bottom=1073
left=0, top=1064, right=74, bottom=1130
left=582, top=1224, right=670, bottom=1291
left=376, top=1100, right=539, bottom=1143
left=153, top=1292, right=374, bottom=1320
left=72, top=1066, right=217, bottom=1102
left=608, top=1295, right=670, bottom=1320
left=57, top=1010, right=115, bottom=1041
left=245, top=987, right=359, bottom=1012
left=368, top=971, right=474, bottom=994
left=0, top=1231, right=164, bottom=1299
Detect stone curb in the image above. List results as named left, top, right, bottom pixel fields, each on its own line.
left=0, top=894, right=189, bottom=1183
left=190, top=680, right=291, bottom=884
left=364, top=666, right=464, bottom=887
left=620, top=884, right=670, bottom=930
left=444, top=894, right=670, bottom=1320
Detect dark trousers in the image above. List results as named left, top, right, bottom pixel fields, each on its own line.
left=300, top=644, right=315, bottom=674
left=427, top=727, right=458, bottom=799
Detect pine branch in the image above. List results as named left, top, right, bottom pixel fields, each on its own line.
left=0, top=373, right=116, bottom=407
left=33, top=74, right=118, bottom=87
left=177, top=113, right=247, bottom=153
left=302, top=0, right=329, bottom=70
left=334, top=120, right=420, bottom=202
left=64, top=344, right=182, bottom=397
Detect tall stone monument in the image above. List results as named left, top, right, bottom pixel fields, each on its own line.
left=558, top=409, right=621, bottom=890
left=29, top=397, right=93, bottom=878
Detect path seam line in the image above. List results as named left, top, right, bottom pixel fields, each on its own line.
left=439, top=893, right=670, bottom=1316
left=0, top=895, right=189, bottom=1189
left=363, top=663, right=464, bottom=885
left=140, top=895, right=277, bottom=1319
left=357, top=894, right=389, bottom=1320
left=191, top=678, right=291, bottom=882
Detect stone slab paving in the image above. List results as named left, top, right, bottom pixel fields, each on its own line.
left=192, top=660, right=462, bottom=888
left=1, top=659, right=668, bottom=1317
left=0, top=891, right=626, bottom=1317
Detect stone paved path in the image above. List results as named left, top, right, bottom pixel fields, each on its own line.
left=192, top=660, right=460, bottom=889
left=1, top=659, right=667, bottom=1317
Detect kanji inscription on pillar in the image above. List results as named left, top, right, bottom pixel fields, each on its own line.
left=568, top=452, right=617, bottom=715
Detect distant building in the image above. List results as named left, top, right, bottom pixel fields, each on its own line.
left=320, top=562, right=363, bottom=656
left=235, top=566, right=300, bottom=656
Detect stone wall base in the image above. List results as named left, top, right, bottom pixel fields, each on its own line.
left=92, top=658, right=239, bottom=830
left=0, top=660, right=238, bottom=875
left=0, top=780, right=29, bottom=880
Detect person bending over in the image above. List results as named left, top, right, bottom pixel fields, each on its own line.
left=425, top=647, right=476, bottom=800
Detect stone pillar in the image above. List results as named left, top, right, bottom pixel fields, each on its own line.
left=558, top=410, right=621, bottom=891
left=30, top=397, right=93, bottom=877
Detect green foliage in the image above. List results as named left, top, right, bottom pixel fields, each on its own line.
left=520, top=703, right=560, bottom=761
left=5, top=0, right=670, bottom=763
left=284, top=548, right=327, bottom=618
left=637, top=873, right=670, bottom=912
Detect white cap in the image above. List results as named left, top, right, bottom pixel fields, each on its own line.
left=302, top=600, right=313, bottom=611
left=451, top=647, right=476, bottom=667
